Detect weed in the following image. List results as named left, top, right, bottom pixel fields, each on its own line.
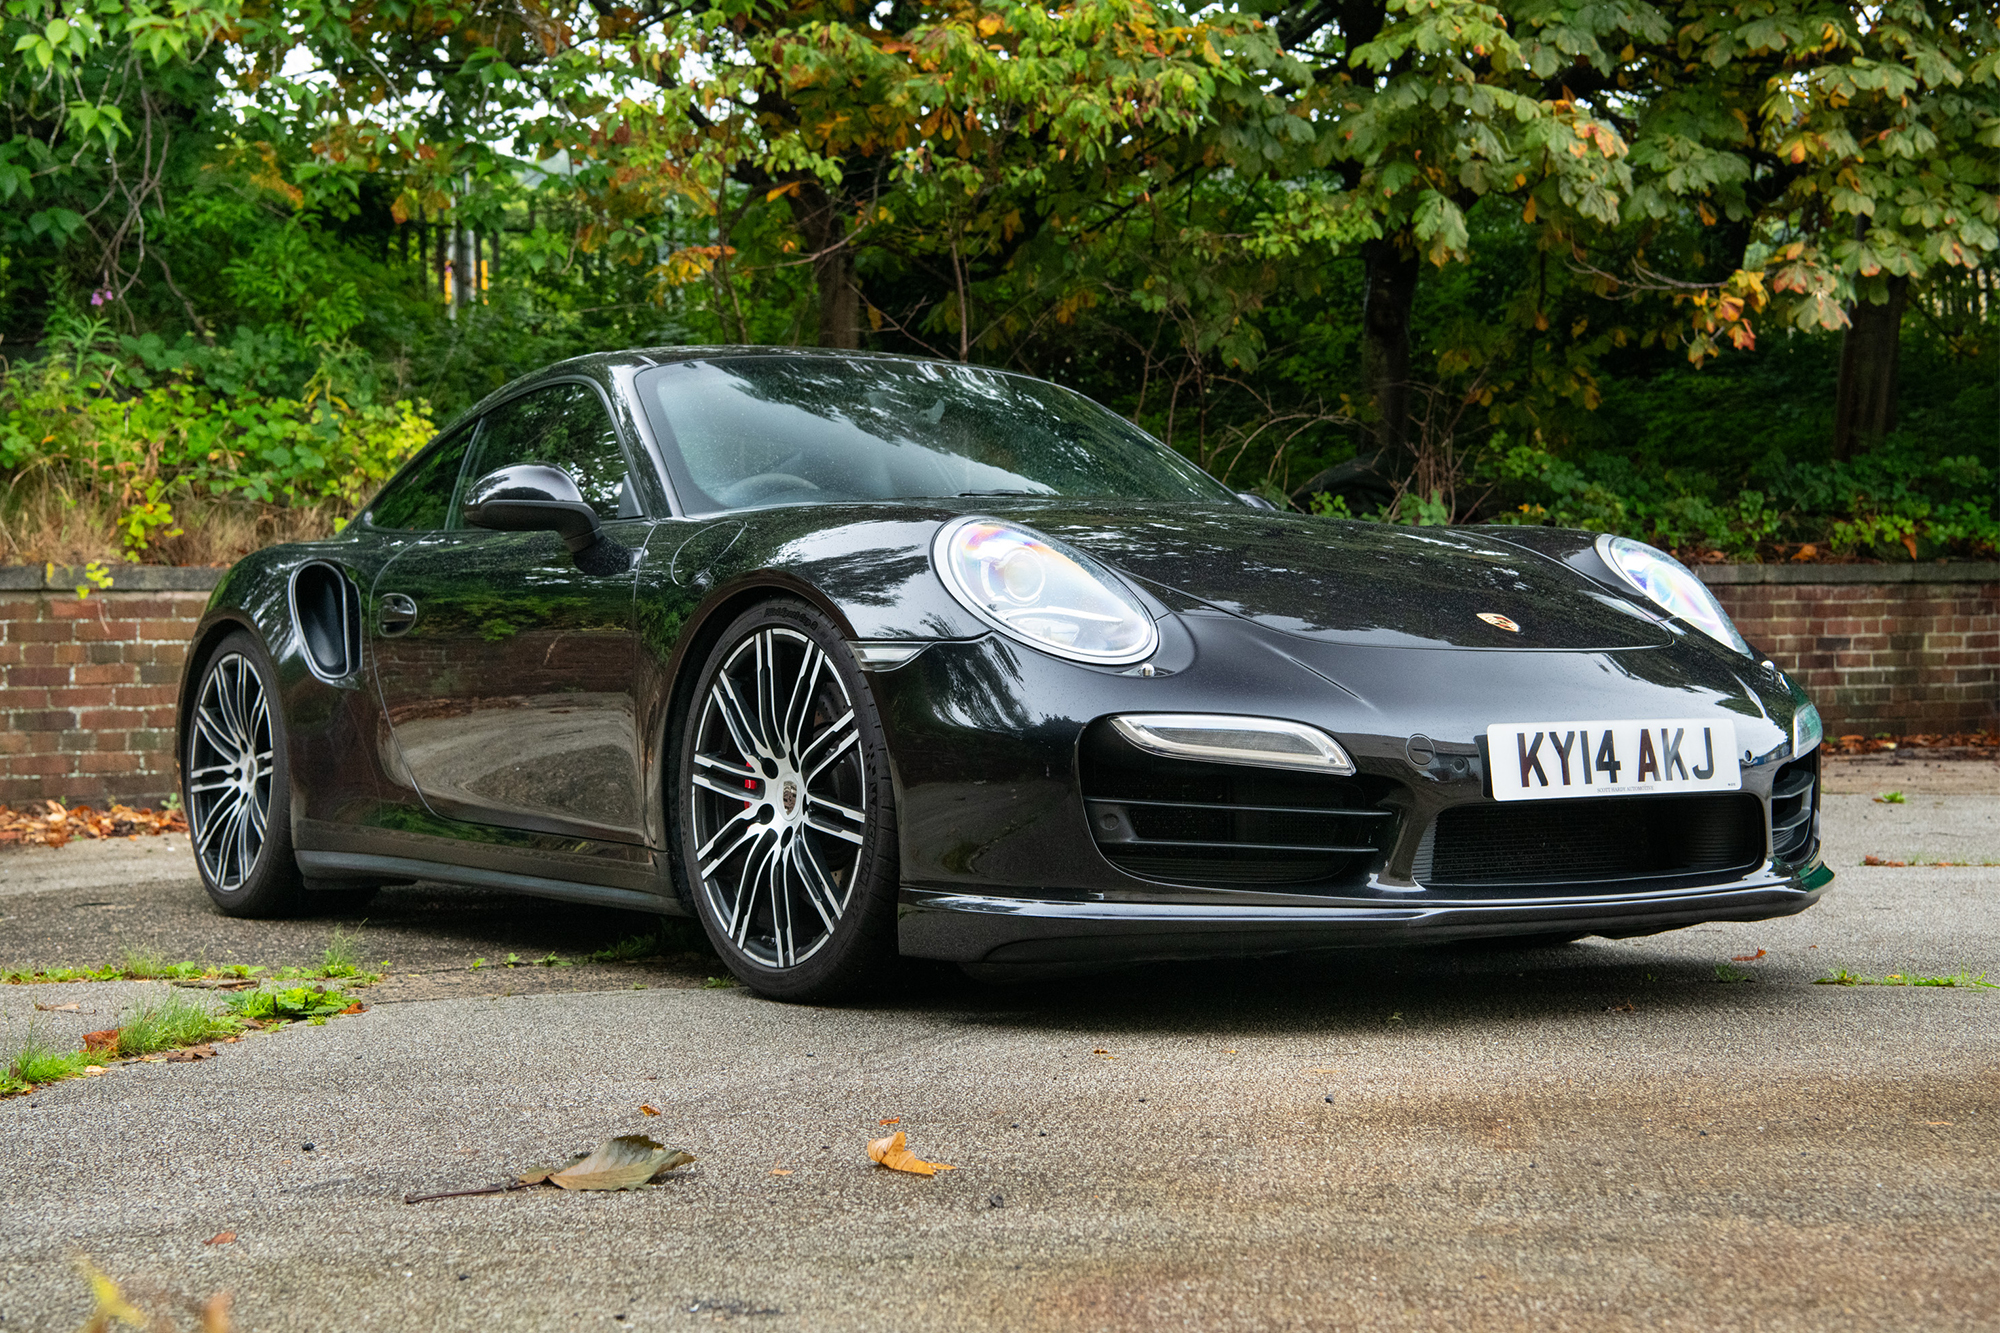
left=8, top=1031, right=92, bottom=1087
left=537, top=952, right=570, bottom=968
left=588, top=933, right=663, bottom=964
left=703, top=976, right=740, bottom=989
left=320, top=926, right=364, bottom=977
left=469, top=957, right=486, bottom=971
left=1875, top=791, right=1907, bottom=804
left=226, top=984, right=362, bottom=1023
left=504, top=953, right=521, bottom=967
left=117, top=993, right=241, bottom=1056
left=1814, top=969, right=1996, bottom=988
left=115, top=947, right=202, bottom=981
left=1714, top=963, right=1757, bottom=983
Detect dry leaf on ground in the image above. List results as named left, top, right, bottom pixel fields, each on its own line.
left=640, top=1104, right=660, bottom=1116
left=33, top=1002, right=81, bottom=1012
left=0, top=800, right=187, bottom=848
left=877, top=1117, right=900, bottom=1126
left=204, top=1232, right=236, bottom=1246
left=551, top=1135, right=696, bottom=1191
left=81, top=1029, right=119, bottom=1053
left=164, top=1045, right=217, bottom=1063
left=406, top=1137, right=694, bottom=1203
left=1731, top=949, right=1767, bottom=962
left=867, top=1131, right=954, bottom=1177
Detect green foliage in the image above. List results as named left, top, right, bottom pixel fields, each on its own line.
left=7, top=1031, right=91, bottom=1088
left=226, top=983, right=362, bottom=1023
left=115, top=992, right=241, bottom=1056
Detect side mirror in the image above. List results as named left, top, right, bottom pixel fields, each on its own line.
left=463, top=464, right=602, bottom=553
left=1236, top=491, right=1279, bottom=511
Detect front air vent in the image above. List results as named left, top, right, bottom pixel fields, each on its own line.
left=1769, top=749, right=1820, bottom=864
left=1080, top=719, right=1400, bottom=890
left=1414, top=792, right=1764, bottom=893
left=290, top=562, right=362, bottom=682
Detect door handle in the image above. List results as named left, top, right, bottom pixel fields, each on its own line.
left=378, top=593, right=419, bottom=637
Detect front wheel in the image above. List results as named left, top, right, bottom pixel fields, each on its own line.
left=183, top=630, right=304, bottom=917
left=676, top=601, right=899, bottom=1002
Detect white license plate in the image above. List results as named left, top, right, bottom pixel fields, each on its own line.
left=1486, top=719, right=1739, bottom=801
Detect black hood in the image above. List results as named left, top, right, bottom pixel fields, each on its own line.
left=1011, top=504, right=1674, bottom=652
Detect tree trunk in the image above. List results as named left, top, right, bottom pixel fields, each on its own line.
left=787, top=181, right=859, bottom=349
left=1832, top=275, right=1909, bottom=460
left=1361, top=235, right=1420, bottom=464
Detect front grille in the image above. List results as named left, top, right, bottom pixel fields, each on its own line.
left=1770, top=750, right=1820, bottom=863
left=1080, top=721, right=1400, bottom=889
left=1415, top=792, right=1764, bottom=890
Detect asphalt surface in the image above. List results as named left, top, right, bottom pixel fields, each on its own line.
left=0, top=756, right=1995, bottom=1331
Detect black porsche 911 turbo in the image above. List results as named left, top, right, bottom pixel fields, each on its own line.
left=177, top=348, right=1829, bottom=999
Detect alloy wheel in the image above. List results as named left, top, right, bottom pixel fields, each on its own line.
left=188, top=651, right=275, bottom=892
left=689, top=627, right=868, bottom=969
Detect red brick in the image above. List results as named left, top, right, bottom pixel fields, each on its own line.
left=113, top=686, right=176, bottom=707
left=47, top=687, right=114, bottom=708
left=6, top=665, right=68, bottom=688
left=71, top=663, right=136, bottom=686
left=77, top=751, right=141, bottom=775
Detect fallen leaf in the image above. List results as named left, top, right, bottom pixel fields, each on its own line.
left=1864, top=855, right=1908, bottom=867
left=769, top=1168, right=793, bottom=1176
left=1924, top=1120, right=1952, bottom=1126
left=640, top=1104, right=660, bottom=1116
left=1092, top=1048, right=1110, bottom=1055
left=33, top=1002, right=81, bottom=1012
left=867, top=1131, right=954, bottom=1177
left=164, top=1045, right=217, bottom=1062
left=82, top=1065, right=105, bottom=1075
left=338, top=1003, right=364, bottom=1015
left=1731, top=949, right=1767, bottom=962
left=1606, top=1001, right=1635, bottom=1012
left=549, top=1135, right=696, bottom=1191
left=81, top=1029, right=119, bottom=1053
left=878, top=1117, right=900, bottom=1126
left=204, top=1231, right=236, bottom=1246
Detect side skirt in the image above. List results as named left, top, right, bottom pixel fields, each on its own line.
left=296, top=850, right=685, bottom=916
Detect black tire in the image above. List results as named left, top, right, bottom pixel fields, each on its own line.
left=674, top=600, right=899, bottom=1002
left=182, top=629, right=304, bottom=918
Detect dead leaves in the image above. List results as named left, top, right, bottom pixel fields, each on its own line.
left=0, top=800, right=187, bottom=848
left=640, top=1104, right=660, bottom=1117
left=33, top=1002, right=81, bottom=1012
left=405, top=1136, right=695, bottom=1204
left=867, top=1131, right=954, bottom=1177
left=81, top=1029, right=119, bottom=1053
left=164, top=1045, right=217, bottom=1063
left=203, top=1231, right=236, bottom=1246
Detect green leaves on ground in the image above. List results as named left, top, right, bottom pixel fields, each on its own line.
left=226, top=984, right=363, bottom=1024
left=1815, top=970, right=1996, bottom=989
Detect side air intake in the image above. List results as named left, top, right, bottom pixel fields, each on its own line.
left=290, top=562, right=362, bottom=682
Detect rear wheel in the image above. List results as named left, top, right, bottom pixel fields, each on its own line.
left=676, top=601, right=899, bottom=1002
left=184, top=630, right=304, bottom=918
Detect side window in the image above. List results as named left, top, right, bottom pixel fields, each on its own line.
left=458, top=382, right=637, bottom=521
left=366, top=425, right=476, bottom=530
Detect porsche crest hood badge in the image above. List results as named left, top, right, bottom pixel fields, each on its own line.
left=1477, top=612, right=1522, bottom=633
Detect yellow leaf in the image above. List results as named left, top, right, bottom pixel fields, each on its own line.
left=765, top=181, right=803, bottom=203
left=640, top=1104, right=660, bottom=1116
left=1521, top=196, right=1537, bottom=224
left=977, top=15, right=1002, bottom=36
left=867, top=1131, right=954, bottom=1176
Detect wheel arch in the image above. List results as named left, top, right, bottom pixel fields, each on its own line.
left=174, top=611, right=265, bottom=786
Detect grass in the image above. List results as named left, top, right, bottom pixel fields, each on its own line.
left=116, top=992, right=242, bottom=1057
left=1714, top=963, right=1758, bottom=983
left=3, top=1031, right=94, bottom=1093
left=585, top=921, right=716, bottom=964
left=1814, top=969, right=1997, bottom=989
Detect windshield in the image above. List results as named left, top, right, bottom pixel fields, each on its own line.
left=636, top=356, right=1236, bottom=513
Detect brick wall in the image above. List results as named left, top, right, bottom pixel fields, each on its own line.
left=0, top=563, right=1994, bottom=808
left=1701, top=565, right=1999, bottom=737
left=0, top=567, right=219, bottom=808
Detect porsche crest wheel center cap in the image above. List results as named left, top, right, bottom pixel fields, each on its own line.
left=1477, top=612, right=1521, bottom=633
left=781, top=779, right=798, bottom=816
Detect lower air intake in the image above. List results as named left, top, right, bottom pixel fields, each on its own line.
left=1080, top=720, right=1400, bottom=890
left=1417, top=792, right=1764, bottom=890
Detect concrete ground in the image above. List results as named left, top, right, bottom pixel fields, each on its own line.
left=0, top=755, right=1995, bottom=1331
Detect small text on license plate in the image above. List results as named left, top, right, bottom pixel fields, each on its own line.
left=1486, top=719, right=1739, bottom=802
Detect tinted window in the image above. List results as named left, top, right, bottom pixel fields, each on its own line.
left=637, top=357, right=1236, bottom=514
left=366, top=425, right=475, bottom=530
left=459, top=382, right=636, bottom=522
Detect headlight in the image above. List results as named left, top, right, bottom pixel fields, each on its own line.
left=933, top=518, right=1158, bottom=665
left=1595, top=534, right=1752, bottom=656
left=1792, top=699, right=1823, bottom=758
